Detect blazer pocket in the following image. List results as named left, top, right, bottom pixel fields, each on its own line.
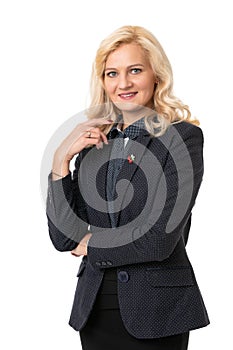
left=146, top=267, right=195, bottom=287
left=77, top=261, right=86, bottom=277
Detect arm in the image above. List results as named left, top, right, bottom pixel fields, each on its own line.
left=46, top=153, right=89, bottom=251
left=87, top=123, right=204, bottom=267
left=46, top=118, right=112, bottom=252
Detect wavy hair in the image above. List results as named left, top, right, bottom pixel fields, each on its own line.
left=87, top=25, right=199, bottom=137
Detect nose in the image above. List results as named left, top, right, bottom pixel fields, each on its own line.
left=118, top=73, right=133, bottom=90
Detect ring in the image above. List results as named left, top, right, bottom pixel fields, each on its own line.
left=87, top=131, right=91, bottom=138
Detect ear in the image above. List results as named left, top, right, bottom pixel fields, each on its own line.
left=153, top=78, right=159, bottom=91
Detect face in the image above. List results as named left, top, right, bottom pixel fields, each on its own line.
left=103, top=43, right=156, bottom=113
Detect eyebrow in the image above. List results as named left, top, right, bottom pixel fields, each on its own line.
left=104, top=64, right=145, bottom=72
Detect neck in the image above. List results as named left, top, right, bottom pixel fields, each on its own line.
left=121, top=116, right=142, bottom=130
left=120, top=110, right=141, bottom=130
left=120, top=103, right=154, bottom=130
left=121, top=110, right=148, bottom=130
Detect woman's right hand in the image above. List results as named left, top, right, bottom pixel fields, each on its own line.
left=52, top=118, right=113, bottom=180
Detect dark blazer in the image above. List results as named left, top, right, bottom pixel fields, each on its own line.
left=47, top=121, right=210, bottom=339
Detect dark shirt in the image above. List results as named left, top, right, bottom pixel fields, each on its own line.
left=106, top=116, right=146, bottom=228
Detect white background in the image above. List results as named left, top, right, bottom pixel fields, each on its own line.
left=0, top=0, right=232, bottom=349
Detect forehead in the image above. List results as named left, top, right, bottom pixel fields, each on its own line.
left=105, top=43, right=148, bottom=67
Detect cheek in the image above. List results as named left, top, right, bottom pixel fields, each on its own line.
left=148, top=83, right=155, bottom=96
left=104, top=80, right=116, bottom=95
left=140, top=77, right=154, bottom=89
left=141, top=80, right=155, bottom=96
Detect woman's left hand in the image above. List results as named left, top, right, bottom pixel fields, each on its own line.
left=71, top=233, right=92, bottom=257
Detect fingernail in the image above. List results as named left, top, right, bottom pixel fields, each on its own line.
left=96, top=142, right=103, bottom=149
left=107, top=119, right=113, bottom=122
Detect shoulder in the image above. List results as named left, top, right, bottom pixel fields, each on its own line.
left=150, top=121, right=204, bottom=147
left=148, top=121, right=204, bottom=159
left=171, top=121, right=204, bottom=143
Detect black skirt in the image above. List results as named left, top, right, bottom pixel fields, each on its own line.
left=79, top=268, right=189, bottom=350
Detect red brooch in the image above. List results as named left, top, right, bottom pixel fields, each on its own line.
left=127, top=154, right=135, bottom=163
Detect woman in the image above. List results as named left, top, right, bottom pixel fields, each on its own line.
left=46, top=25, right=210, bottom=350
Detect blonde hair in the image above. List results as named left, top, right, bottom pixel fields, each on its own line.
left=87, top=25, right=199, bottom=137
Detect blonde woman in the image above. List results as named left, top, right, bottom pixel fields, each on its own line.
left=47, top=26, right=209, bottom=350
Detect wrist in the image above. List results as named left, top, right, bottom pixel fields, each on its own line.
left=52, top=155, right=70, bottom=180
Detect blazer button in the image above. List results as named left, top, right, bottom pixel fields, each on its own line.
left=106, top=261, right=113, bottom=266
left=101, top=261, right=107, bottom=266
left=95, top=262, right=102, bottom=266
left=118, top=271, right=129, bottom=282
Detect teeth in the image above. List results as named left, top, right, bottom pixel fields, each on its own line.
left=121, top=93, right=135, bottom=97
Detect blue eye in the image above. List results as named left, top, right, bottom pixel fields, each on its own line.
left=106, top=71, right=117, bottom=78
left=131, top=68, right=142, bottom=74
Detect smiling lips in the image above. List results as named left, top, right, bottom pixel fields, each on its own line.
left=118, top=92, right=138, bottom=100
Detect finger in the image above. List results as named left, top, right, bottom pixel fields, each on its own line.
left=71, top=251, right=80, bottom=257
left=84, top=137, right=104, bottom=149
left=65, top=137, right=100, bottom=157
left=78, top=243, right=87, bottom=247
left=83, top=130, right=109, bottom=150
left=84, top=130, right=101, bottom=139
left=81, top=134, right=104, bottom=147
left=96, top=142, right=103, bottom=150
left=99, top=131, right=109, bottom=145
left=84, top=129, right=109, bottom=144
left=71, top=245, right=86, bottom=256
left=85, top=127, right=108, bottom=135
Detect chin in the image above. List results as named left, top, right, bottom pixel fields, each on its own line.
left=114, top=101, right=145, bottom=113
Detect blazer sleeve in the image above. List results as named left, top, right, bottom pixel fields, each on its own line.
left=87, top=123, right=204, bottom=268
left=46, top=151, right=89, bottom=252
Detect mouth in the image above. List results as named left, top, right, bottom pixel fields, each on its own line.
left=118, top=92, right=138, bottom=100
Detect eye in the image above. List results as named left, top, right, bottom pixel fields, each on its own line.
left=130, top=68, right=142, bottom=74
left=106, top=71, right=118, bottom=78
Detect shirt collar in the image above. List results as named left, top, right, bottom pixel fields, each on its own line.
left=108, top=115, right=149, bottom=140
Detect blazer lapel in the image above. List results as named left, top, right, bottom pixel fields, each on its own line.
left=81, top=141, right=113, bottom=216
left=114, top=131, right=152, bottom=225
